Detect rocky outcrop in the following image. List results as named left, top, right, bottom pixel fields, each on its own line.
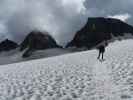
left=20, top=30, right=62, bottom=58
left=0, top=39, right=18, bottom=52
left=66, top=17, right=133, bottom=49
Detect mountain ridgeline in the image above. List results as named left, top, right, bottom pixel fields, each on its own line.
left=20, top=31, right=62, bottom=57
left=0, top=17, right=133, bottom=58
left=0, top=39, right=18, bottom=52
left=66, top=17, right=133, bottom=49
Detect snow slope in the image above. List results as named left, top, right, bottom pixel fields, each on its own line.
left=0, top=48, right=71, bottom=65
left=0, top=40, right=133, bottom=99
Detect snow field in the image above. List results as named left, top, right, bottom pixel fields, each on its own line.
left=0, top=40, right=133, bottom=99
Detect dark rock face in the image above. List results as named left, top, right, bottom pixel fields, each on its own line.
left=20, top=30, right=62, bottom=58
left=0, top=39, right=18, bottom=52
left=66, top=17, right=133, bottom=49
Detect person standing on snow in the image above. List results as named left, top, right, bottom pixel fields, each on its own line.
left=97, top=41, right=108, bottom=60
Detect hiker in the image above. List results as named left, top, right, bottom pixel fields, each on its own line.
left=97, top=41, right=108, bottom=60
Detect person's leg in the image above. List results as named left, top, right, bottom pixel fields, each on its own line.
left=97, top=51, right=101, bottom=59
left=102, top=52, right=104, bottom=60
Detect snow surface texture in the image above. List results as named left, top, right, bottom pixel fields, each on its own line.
left=0, top=40, right=133, bottom=99
left=0, top=48, right=71, bottom=65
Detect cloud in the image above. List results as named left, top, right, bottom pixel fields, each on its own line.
left=0, top=0, right=133, bottom=45
left=0, top=0, right=87, bottom=45
left=108, top=13, right=131, bottom=22
left=84, top=0, right=133, bottom=23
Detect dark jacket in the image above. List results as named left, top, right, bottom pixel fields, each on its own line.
left=97, top=45, right=105, bottom=53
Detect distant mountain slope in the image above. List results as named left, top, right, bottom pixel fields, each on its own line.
left=20, top=30, right=62, bottom=57
left=66, top=17, right=133, bottom=48
left=0, top=39, right=18, bottom=52
left=0, top=40, right=133, bottom=99
left=0, top=48, right=71, bottom=65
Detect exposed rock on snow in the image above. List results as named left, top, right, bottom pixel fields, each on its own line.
left=66, top=17, right=133, bottom=49
left=0, top=39, right=18, bottom=52
left=20, top=30, right=62, bottom=58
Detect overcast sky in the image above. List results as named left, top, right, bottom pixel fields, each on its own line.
left=0, top=0, right=133, bottom=45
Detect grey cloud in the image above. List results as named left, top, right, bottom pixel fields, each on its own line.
left=0, top=0, right=87, bottom=45
left=0, top=0, right=133, bottom=45
left=84, top=0, right=133, bottom=21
